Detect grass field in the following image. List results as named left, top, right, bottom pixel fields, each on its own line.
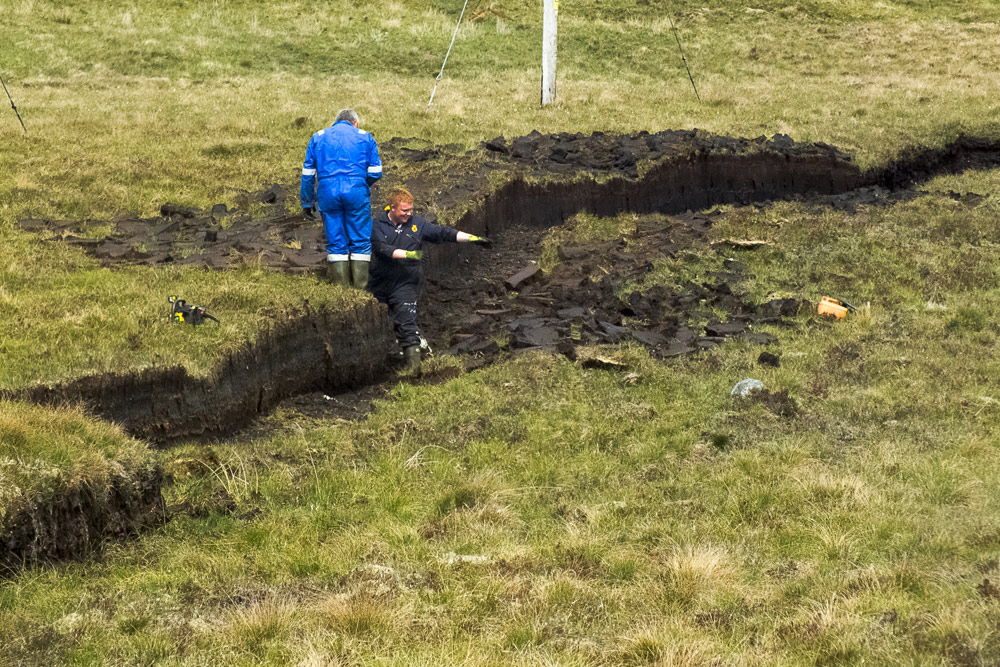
left=3, top=1, right=1000, bottom=664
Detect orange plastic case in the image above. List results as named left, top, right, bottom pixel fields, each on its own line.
left=817, top=296, right=848, bottom=319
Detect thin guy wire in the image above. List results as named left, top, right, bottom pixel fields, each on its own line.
left=427, top=0, right=473, bottom=107
left=669, top=16, right=701, bottom=102
left=1, top=75, right=26, bottom=132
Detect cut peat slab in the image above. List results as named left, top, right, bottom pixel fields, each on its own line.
left=504, top=265, right=541, bottom=291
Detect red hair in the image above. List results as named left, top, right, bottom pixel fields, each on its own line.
left=388, top=188, right=413, bottom=208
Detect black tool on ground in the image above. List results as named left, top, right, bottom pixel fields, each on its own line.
left=168, top=296, right=220, bottom=325
left=837, top=298, right=858, bottom=313
left=1, top=75, right=26, bottom=133
left=668, top=16, right=700, bottom=102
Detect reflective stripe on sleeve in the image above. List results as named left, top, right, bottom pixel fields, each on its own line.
left=367, top=166, right=382, bottom=175
left=302, top=168, right=317, bottom=176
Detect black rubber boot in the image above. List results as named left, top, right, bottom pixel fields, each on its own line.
left=326, top=261, right=350, bottom=286
left=402, top=345, right=421, bottom=374
left=350, top=259, right=369, bottom=290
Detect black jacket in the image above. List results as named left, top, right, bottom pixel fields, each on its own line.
left=368, top=209, right=458, bottom=298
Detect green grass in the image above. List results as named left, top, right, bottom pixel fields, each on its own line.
left=4, top=0, right=1000, bottom=664
left=0, top=247, right=369, bottom=387
left=5, top=308, right=1000, bottom=662
left=3, top=0, right=1000, bottom=222
left=6, top=188, right=1000, bottom=663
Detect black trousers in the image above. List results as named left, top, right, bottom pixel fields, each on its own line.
left=385, top=283, right=420, bottom=349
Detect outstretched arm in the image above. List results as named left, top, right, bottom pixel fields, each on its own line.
left=457, top=232, right=491, bottom=246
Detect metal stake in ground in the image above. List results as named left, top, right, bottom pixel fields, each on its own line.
left=668, top=16, right=700, bottom=102
left=427, top=0, right=472, bottom=107
left=1, top=75, right=26, bottom=133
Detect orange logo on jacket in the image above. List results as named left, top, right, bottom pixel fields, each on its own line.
left=411, top=224, right=418, bottom=232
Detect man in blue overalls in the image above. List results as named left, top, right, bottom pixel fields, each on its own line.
left=368, top=188, right=491, bottom=372
left=300, top=109, right=382, bottom=288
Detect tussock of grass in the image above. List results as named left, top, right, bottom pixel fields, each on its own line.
left=0, top=400, right=158, bottom=575
left=226, top=597, right=294, bottom=655
left=0, top=400, right=150, bottom=503
left=315, top=592, right=398, bottom=636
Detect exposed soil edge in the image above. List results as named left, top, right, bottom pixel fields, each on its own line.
left=1, top=462, right=164, bottom=573
left=424, top=149, right=863, bottom=276
left=17, top=135, right=1000, bottom=443
left=10, top=148, right=867, bottom=443
left=5, top=135, right=997, bottom=573
left=423, top=134, right=1000, bottom=275
left=867, top=135, right=1000, bottom=190
left=13, top=299, right=393, bottom=445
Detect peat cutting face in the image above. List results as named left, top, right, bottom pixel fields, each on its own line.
left=12, top=129, right=1000, bottom=442
left=6, top=130, right=1000, bottom=571
left=15, top=128, right=865, bottom=273
left=19, top=130, right=1000, bottom=275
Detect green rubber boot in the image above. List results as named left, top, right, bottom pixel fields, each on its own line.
left=326, top=261, right=350, bottom=286
left=350, top=259, right=369, bottom=290
left=402, top=346, right=422, bottom=374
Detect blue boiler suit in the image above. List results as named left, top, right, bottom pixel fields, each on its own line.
left=368, top=209, right=459, bottom=349
left=300, top=120, right=383, bottom=262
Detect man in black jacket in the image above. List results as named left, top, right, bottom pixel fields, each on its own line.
left=368, top=188, right=490, bottom=372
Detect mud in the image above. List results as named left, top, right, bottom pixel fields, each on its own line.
left=13, top=130, right=1000, bottom=444
left=869, top=135, right=1000, bottom=190
left=1, top=462, right=163, bottom=573
left=419, top=211, right=796, bottom=364
left=484, top=129, right=853, bottom=178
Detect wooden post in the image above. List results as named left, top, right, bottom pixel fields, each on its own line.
left=541, top=0, right=557, bottom=105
